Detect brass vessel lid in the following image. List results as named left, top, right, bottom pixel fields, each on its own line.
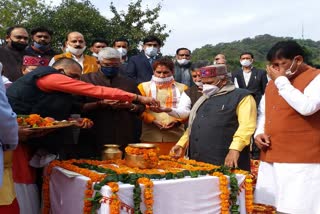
left=128, top=143, right=157, bottom=148
left=104, top=144, right=120, bottom=148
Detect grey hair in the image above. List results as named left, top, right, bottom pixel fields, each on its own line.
left=98, top=47, right=121, bottom=61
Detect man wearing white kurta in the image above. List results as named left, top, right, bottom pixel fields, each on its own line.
left=254, top=41, right=320, bottom=214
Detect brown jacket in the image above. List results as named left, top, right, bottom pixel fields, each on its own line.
left=261, top=66, right=320, bottom=163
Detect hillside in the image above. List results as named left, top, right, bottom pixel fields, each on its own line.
left=191, top=34, right=320, bottom=72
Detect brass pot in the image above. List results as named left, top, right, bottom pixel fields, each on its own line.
left=125, top=143, right=158, bottom=169
left=102, top=144, right=122, bottom=160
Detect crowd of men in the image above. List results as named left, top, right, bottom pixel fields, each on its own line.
left=0, top=25, right=319, bottom=214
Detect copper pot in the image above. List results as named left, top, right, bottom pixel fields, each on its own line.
left=102, top=144, right=122, bottom=160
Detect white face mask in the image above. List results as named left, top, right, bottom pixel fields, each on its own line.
left=145, top=47, right=158, bottom=57
left=202, top=82, right=220, bottom=97
left=177, top=59, right=190, bottom=65
left=117, top=47, right=128, bottom=57
left=194, top=81, right=203, bottom=88
left=66, top=45, right=86, bottom=56
left=240, top=59, right=252, bottom=67
left=152, top=75, right=174, bottom=83
left=285, top=59, right=298, bottom=77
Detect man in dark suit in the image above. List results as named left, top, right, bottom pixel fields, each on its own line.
left=125, top=35, right=162, bottom=84
left=232, top=52, right=268, bottom=160
left=232, top=52, right=268, bottom=105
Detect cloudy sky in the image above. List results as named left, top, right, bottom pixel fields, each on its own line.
left=49, top=0, right=320, bottom=55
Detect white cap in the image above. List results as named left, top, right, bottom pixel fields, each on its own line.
left=98, top=47, right=121, bottom=61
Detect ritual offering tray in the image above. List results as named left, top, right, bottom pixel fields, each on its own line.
left=17, top=114, right=74, bottom=130
left=125, top=143, right=160, bottom=169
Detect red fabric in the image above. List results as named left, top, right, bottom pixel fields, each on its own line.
left=0, top=198, right=20, bottom=214
left=12, top=144, right=36, bottom=184
left=36, top=73, right=135, bottom=102
left=23, top=56, right=49, bottom=66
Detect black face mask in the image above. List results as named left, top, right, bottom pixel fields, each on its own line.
left=11, top=41, right=28, bottom=51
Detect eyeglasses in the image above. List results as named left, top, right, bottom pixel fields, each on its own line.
left=178, top=54, right=190, bottom=57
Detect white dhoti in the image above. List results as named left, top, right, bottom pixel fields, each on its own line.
left=254, top=161, right=320, bottom=214
left=14, top=183, right=40, bottom=214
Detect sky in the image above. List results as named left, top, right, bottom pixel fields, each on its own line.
left=48, top=0, right=320, bottom=55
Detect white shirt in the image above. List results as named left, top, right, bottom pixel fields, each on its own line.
left=49, top=54, right=84, bottom=71
left=243, top=71, right=252, bottom=86
left=255, top=74, right=320, bottom=136
left=167, top=91, right=191, bottom=119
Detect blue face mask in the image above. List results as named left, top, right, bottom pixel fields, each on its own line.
left=101, top=66, right=119, bottom=77
left=33, top=41, right=49, bottom=51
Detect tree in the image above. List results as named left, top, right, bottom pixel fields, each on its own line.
left=25, top=0, right=170, bottom=53
left=0, top=0, right=46, bottom=43
left=26, top=0, right=110, bottom=50
left=108, top=0, right=170, bottom=52
left=1, top=0, right=170, bottom=53
left=191, top=34, right=320, bottom=71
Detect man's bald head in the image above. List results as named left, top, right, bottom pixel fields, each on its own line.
left=64, top=31, right=86, bottom=56
left=52, top=58, right=82, bottom=79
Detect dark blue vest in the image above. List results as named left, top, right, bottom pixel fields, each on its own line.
left=189, top=88, right=251, bottom=171
left=6, top=66, right=75, bottom=120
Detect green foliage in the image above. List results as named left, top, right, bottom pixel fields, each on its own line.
left=108, top=0, right=170, bottom=52
left=0, top=0, right=46, bottom=40
left=24, top=0, right=111, bottom=50
left=1, top=0, right=170, bottom=53
left=192, top=34, right=320, bottom=72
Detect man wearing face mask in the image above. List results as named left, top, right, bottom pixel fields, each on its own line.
left=232, top=52, right=268, bottom=105
left=185, top=61, right=208, bottom=107
left=49, top=31, right=99, bottom=74
left=126, top=35, right=162, bottom=84
left=25, top=27, right=56, bottom=60
left=254, top=41, right=320, bottom=214
left=79, top=47, right=145, bottom=157
left=170, top=64, right=257, bottom=170
left=174, top=48, right=193, bottom=87
left=112, top=38, right=130, bottom=76
left=89, top=38, right=108, bottom=58
left=0, top=26, right=29, bottom=82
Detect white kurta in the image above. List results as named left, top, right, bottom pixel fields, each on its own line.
left=254, top=74, right=320, bottom=213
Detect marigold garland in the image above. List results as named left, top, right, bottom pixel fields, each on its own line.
left=42, top=159, right=107, bottom=214
left=125, top=146, right=160, bottom=167
left=43, top=157, right=252, bottom=214
left=108, top=182, right=120, bottom=214
left=232, top=169, right=254, bottom=213
left=212, top=172, right=230, bottom=214
left=137, top=177, right=154, bottom=214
